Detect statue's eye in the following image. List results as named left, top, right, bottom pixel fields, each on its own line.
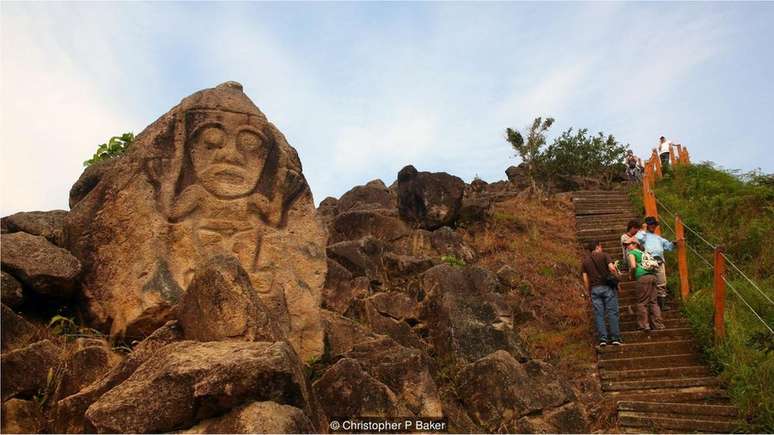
left=201, top=127, right=225, bottom=149
left=238, top=131, right=262, bottom=152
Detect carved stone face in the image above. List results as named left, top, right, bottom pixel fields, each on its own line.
left=188, top=112, right=268, bottom=198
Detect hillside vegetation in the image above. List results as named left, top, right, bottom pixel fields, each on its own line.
left=645, top=163, right=773, bottom=431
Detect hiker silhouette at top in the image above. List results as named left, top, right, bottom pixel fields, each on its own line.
left=581, top=240, right=621, bottom=347
left=657, top=136, right=673, bottom=171
left=625, top=150, right=643, bottom=182
left=636, top=216, right=675, bottom=311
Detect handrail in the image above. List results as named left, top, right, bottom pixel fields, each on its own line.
left=640, top=146, right=773, bottom=341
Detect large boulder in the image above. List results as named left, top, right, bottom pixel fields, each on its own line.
left=1, top=271, right=23, bottom=308
left=397, top=165, right=465, bottom=230
left=418, top=265, right=527, bottom=364
left=1, top=304, right=40, bottom=353
left=1, top=399, right=44, bottom=434
left=455, top=350, right=580, bottom=432
left=63, top=82, right=326, bottom=359
left=1, top=232, right=81, bottom=298
left=321, top=259, right=369, bottom=315
left=182, top=401, right=314, bottom=434
left=312, top=358, right=409, bottom=418
left=85, top=340, right=318, bottom=433
left=50, top=321, right=184, bottom=433
left=1, top=339, right=63, bottom=401
left=337, top=179, right=396, bottom=213
left=178, top=255, right=282, bottom=343
left=326, top=237, right=388, bottom=287
left=52, top=344, right=121, bottom=402
left=1, top=210, right=68, bottom=246
left=319, top=309, right=376, bottom=357
left=329, top=209, right=410, bottom=244
left=342, top=337, right=443, bottom=417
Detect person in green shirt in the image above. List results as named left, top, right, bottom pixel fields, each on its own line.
left=626, top=240, right=665, bottom=331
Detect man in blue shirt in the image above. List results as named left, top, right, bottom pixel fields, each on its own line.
left=636, top=216, right=675, bottom=311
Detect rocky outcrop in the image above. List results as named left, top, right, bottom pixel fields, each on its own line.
left=1, top=210, right=68, bottom=247
left=455, top=350, right=585, bottom=432
left=63, top=82, right=326, bottom=360
left=1, top=304, right=40, bottom=353
left=397, top=165, right=465, bottom=230
left=182, top=401, right=314, bottom=434
left=84, top=340, right=318, bottom=433
left=1, top=399, right=44, bottom=434
left=1, top=340, right=62, bottom=401
left=419, top=265, right=527, bottom=364
left=52, top=343, right=120, bottom=402
left=178, top=256, right=282, bottom=343
left=1, top=272, right=23, bottom=308
left=337, top=179, right=396, bottom=213
left=1, top=232, right=81, bottom=298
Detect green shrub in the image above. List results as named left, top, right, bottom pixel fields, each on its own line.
left=84, top=132, right=134, bottom=167
left=441, top=255, right=466, bottom=268
left=645, top=163, right=774, bottom=431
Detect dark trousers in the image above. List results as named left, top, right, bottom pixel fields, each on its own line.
left=636, top=274, right=664, bottom=330
left=591, top=285, right=620, bottom=342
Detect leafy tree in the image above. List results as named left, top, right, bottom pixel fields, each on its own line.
left=536, top=128, right=628, bottom=188
left=84, top=132, right=134, bottom=167
left=506, top=117, right=555, bottom=192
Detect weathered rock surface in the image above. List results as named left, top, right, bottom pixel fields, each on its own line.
left=63, top=82, right=326, bottom=360
left=85, top=340, right=317, bottom=433
left=1, top=339, right=62, bottom=401
left=419, top=264, right=527, bottom=363
left=337, top=179, right=396, bottom=213
left=1, top=304, right=40, bottom=353
left=52, top=345, right=121, bottom=402
left=50, top=321, right=184, bottom=433
left=1, top=399, right=44, bottom=434
left=1, top=232, right=81, bottom=297
left=321, top=259, right=358, bottom=315
left=515, top=402, right=589, bottom=433
left=329, top=209, right=410, bottom=244
left=1, top=271, right=24, bottom=308
left=182, top=401, right=314, bottom=434
left=455, top=350, right=579, bottom=432
left=326, top=237, right=388, bottom=286
left=343, top=337, right=442, bottom=417
left=319, top=309, right=376, bottom=357
left=313, top=358, right=408, bottom=418
left=178, top=255, right=282, bottom=343
left=397, top=165, right=465, bottom=230
left=1, top=210, right=68, bottom=246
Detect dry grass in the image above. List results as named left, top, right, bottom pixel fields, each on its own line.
left=461, top=195, right=594, bottom=373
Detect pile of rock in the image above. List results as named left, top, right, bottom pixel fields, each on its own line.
left=1, top=82, right=589, bottom=433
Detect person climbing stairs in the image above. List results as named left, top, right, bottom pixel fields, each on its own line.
left=573, top=189, right=741, bottom=433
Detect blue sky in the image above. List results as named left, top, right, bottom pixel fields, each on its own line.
left=2, top=2, right=772, bottom=215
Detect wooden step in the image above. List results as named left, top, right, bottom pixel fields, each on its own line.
left=609, top=386, right=730, bottom=404
left=617, top=401, right=737, bottom=418
left=603, top=376, right=719, bottom=392
left=619, top=309, right=682, bottom=324
left=620, top=318, right=689, bottom=332
left=598, top=340, right=697, bottom=359
left=620, top=328, right=694, bottom=343
left=618, top=411, right=740, bottom=432
left=601, top=365, right=712, bottom=381
left=598, top=352, right=703, bottom=371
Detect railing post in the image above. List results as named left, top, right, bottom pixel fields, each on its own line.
left=675, top=215, right=690, bottom=300
left=652, top=150, right=663, bottom=179
left=683, top=147, right=691, bottom=165
left=713, top=246, right=726, bottom=341
left=675, top=144, right=683, bottom=165
left=669, top=145, right=677, bottom=167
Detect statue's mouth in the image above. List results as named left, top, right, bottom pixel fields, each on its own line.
left=212, top=167, right=246, bottom=185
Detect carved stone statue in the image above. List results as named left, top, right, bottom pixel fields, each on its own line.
left=65, top=82, right=326, bottom=360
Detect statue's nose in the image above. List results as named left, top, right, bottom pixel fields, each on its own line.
left=213, top=136, right=242, bottom=164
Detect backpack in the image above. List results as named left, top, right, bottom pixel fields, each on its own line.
left=641, top=251, right=660, bottom=271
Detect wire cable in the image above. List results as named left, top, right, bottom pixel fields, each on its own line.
left=724, top=277, right=774, bottom=334
left=721, top=253, right=774, bottom=305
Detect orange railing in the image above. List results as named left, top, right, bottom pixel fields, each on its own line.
left=640, top=145, right=731, bottom=341
left=639, top=145, right=773, bottom=342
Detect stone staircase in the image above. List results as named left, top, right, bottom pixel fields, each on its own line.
left=573, top=190, right=741, bottom=433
